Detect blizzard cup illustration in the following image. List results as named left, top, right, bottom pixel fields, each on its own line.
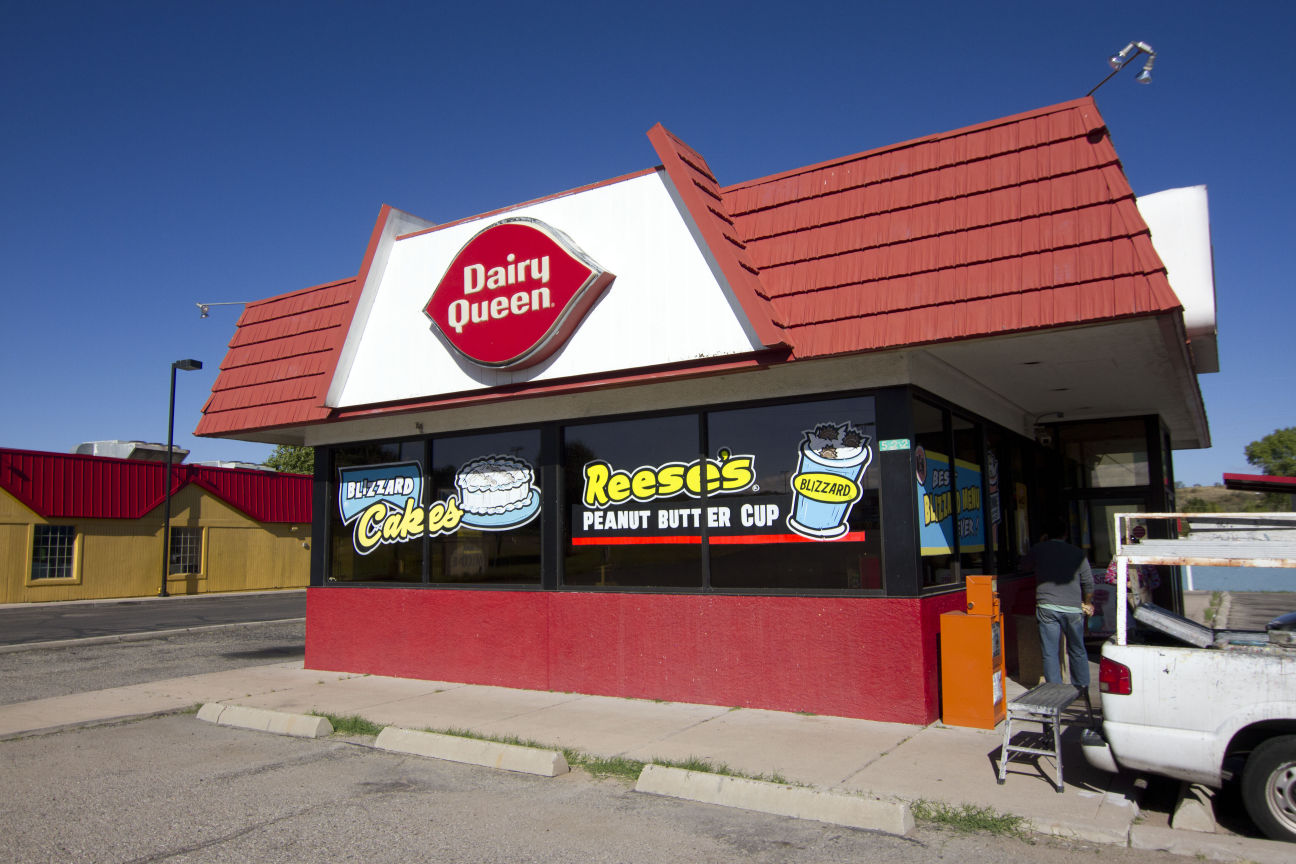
left=787, top=423, right=872, bottom=540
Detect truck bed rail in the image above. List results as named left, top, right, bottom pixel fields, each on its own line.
left=1112, top=512, right=1296, bottom=646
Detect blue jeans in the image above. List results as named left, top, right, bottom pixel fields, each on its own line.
left=1037, top=606, right=1090, bottom=688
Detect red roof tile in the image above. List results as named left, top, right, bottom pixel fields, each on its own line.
left=199, top=97, right=1183, bottom=437
left=195, top=276, right=359, bottom=437
left=0, top=448, right=310, bottom=522
left=724, top=97, right=1179, bottom=358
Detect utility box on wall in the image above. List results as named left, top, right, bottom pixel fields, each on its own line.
left=940, top=575, right=1007, bottom=729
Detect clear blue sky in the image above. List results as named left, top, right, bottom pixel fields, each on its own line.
left=2, top=1, right=1291, bottom=485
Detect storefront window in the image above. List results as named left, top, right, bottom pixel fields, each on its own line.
left=952, top=415, right=986, bottom=577
left=563, top=414, right=703, bottom=588
left=914, top=399, right=955, bottom=586
left=706, top=397, right=881, bottom=591
left=429, top=430, right=542, bottom=585
left=329, top=441, right=426, bottom=583
left=985, top=430, right=1006, bottom=572
left=321, top=388, right=1006, bottom=596
left=1059, top=419, right=1149, bottom=489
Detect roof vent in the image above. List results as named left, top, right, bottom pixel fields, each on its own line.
left=73, top=440, right=189, bottom=463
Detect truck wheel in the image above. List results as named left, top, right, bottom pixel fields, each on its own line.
left=1241, top=735, right=1296, bottom=842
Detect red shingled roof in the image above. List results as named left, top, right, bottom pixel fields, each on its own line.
left=198, top=97, right=1182, bottom=437
left=0, top=448, right=311, bottom=523
left=647, top=124, right=787, bottom=348
left=722, top=97, right=1179, bottom=358
left=195, top=276, right=358, bottom=437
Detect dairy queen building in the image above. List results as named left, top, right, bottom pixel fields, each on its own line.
left=197, top=97, right=1217, bottom=724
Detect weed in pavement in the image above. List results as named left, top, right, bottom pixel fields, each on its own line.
left=314, top=712, right=384, bottom=737
left=910, top=799, right=1031, bottom=840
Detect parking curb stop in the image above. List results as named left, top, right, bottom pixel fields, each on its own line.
left=374, top=727, right=569, bottom=777
left=634, top=764, right=914, bottom=836
left=197, top=703, right=332, bottom=738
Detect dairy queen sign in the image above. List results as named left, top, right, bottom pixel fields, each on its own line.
left=424, top=217, right=616, bottom=368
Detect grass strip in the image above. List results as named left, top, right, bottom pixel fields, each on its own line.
left=910, top=799, right=1031, bottom=839
left=312, top=715, right=797, bottom=786
left=312, top=712, right=384, bottom=737
left=1203, top=590, right=1224, bottom=625
left=422, top=727, right=798, bottom=785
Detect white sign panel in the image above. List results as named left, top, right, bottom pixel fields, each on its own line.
left=331, top=170, right=763, bottom=409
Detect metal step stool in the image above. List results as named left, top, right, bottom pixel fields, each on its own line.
left=996, top=682, right=1092, bottom=792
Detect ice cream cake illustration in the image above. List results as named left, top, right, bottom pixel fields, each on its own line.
left=454, top=455, right=541, bottom=530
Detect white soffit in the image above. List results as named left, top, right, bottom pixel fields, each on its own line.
left=1136, top=185, right=1218, bottom=373
left=332, top=170, right=763, bottom=409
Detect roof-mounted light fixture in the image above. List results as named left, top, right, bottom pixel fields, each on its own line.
left=196, top=301, right=250, bottom=318
left=1088, top=40, right=1156, bottom=96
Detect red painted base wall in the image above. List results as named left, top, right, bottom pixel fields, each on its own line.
left=305, top=587, right=967, bottom=724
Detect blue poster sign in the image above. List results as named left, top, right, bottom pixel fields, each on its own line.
left=338, top=461, right=423, bottom=525
left=916, top=448, right=985, bottom=555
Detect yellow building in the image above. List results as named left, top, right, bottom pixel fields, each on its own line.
left=0, top=447, right=311, bottom=603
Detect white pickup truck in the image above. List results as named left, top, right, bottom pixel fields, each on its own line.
left=1081, top=513, right=1296, bottom=843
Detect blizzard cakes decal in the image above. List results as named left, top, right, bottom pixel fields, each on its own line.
left=337, top=456, right=540, bottom=554
left=424, top=217, right=615, bottom=368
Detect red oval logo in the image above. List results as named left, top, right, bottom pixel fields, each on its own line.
left=424, top=218, right=615, bottom=368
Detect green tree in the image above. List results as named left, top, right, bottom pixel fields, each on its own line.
left=264, top=444, right=314, bottom=474
left=1245, top=427, right=1296, bottom=477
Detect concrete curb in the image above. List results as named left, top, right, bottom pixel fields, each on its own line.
left=1023, top=814, right=1131, bottom=846
left=1217, top=591, right=1233, bottom=629
left=0, top=588, right=306, bottom=611
left=197, top=703, right=332, bottom=738
left=635, top=764, right=914, bottom=836
left=0, top=618, right=305, bottom=655
left=374, top=727, right=569, bottom=777
left=1131, top=825, right=1294, bottom=863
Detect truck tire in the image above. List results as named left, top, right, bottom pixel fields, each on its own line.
left=1241, top=735, right=1296, bottom=843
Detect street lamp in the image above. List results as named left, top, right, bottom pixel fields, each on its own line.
left=1088, top=40, right=1156, bottom=96
left=196, top=301, right=250, bottom=318
left=161, top=359, right=203, bottom=597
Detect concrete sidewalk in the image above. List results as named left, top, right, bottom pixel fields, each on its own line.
left=1, top=660, right=1289, bottom=862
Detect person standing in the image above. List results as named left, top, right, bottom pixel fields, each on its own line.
left=1020, top=517, right=1095, bottom=691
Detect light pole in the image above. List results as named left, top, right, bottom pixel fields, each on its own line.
left=161, top=358, right=203, bottom=597
left=1088, top=40, right=1156, bottom=96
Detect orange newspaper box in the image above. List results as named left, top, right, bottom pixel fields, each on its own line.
left=940, top=575, right=1007, bottom=729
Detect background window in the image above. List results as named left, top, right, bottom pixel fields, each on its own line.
left=32, top=525, right=76, bottom=580
left=168, top=527, right=202, bottom=575
left=1059, top=418, right=1150, bottom=489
